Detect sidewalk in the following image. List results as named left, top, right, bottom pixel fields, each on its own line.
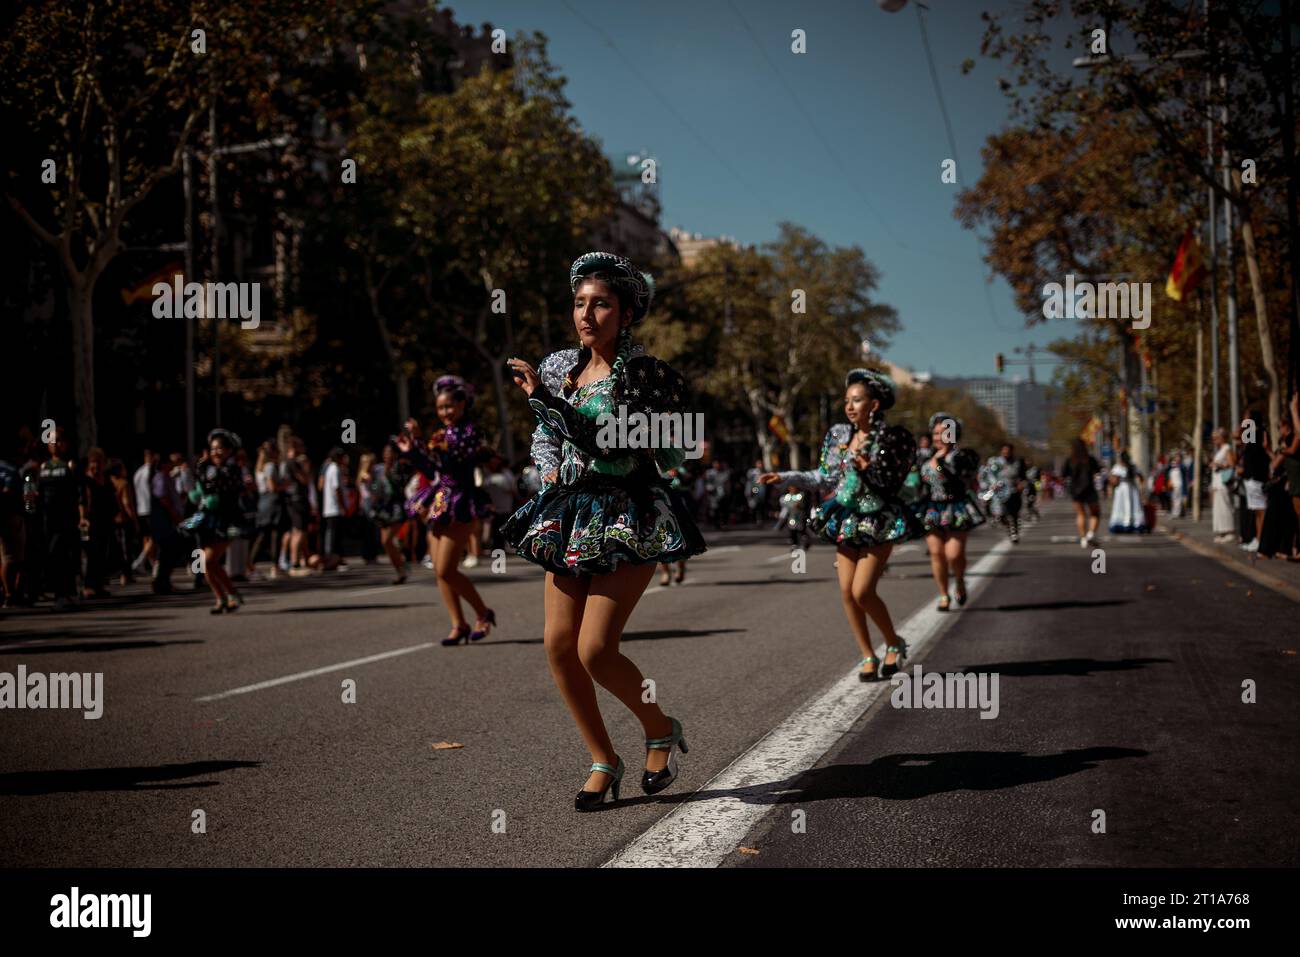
left=1158, top=507, right=1300, bottom=603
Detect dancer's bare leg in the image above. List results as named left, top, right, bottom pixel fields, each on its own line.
left=945, top=531, right=968, bottom=584
left=436, top=521, right=489, bottom=626
left=851, top=544, right=899, bottom=664
left=577, top=562, right=672, bottom=784
left=543, top=572, right=612, bottom=792
left=926, top=532, right=950, bottom=598
left=836, top=544, right=876, bottom=664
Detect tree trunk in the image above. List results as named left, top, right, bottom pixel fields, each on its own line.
left=744, top=388, right=776, bottom=469
left=68, top=279, right=97, bottom=455
left=778, top=401, right=802, bottom=470
left=1234, top=172, right=1283, bottom=442
left=363, top=262, right=409, bottom=424
left=489, top=359, right=515, bottom=463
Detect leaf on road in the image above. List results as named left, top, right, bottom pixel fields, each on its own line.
left=737, top=847, right=759, bottom=855
left=432, top=741, right=464, bottom=750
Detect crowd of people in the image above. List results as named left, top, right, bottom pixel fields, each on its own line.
left=0, top=420, right=533, bottom=614
left=1205, top=393, right=1300, bottom=560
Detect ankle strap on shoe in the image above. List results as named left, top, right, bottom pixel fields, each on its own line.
left=590, top=760, right=619, bottom=775
left=646, top=719, right=680, bottom=749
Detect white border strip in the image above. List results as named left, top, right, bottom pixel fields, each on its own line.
left=603, top=538, right=1012, bottom=868
left=194, top=642, right=435, bottom=702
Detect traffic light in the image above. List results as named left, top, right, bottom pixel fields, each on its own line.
left=995, top=352, right=1004, bottom=375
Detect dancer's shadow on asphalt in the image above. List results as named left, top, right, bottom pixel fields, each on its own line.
left=708, top=578, right=832, bottom=586
left=612, top=747, right=1146, bottom=809
left=964, top=599, right=1130, bottom=612
left=0, top=639, right=203, bottom=655
left=956, top=657, right=1171, bottom=677
left=261, top=603, right=430, bottom=614
left=0, top=760, right=262, bottom=795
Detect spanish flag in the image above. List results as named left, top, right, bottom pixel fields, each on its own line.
left=1080, top=416, right=1102, bottom=443
left=1165, top=227, right=1205, bottom=301
left=767, top=415, right=790, bottom=444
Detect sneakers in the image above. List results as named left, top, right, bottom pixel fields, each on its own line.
left=1079, top=536, right=1088, bottom=548
left=1241, top=540, right=1259, bottom=553
left=421, top=556, right=434, bottom=570
left=462, top=555, right=479, bottom=569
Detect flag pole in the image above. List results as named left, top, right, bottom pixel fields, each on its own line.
left=1193, top=291, right=1204, bottom=523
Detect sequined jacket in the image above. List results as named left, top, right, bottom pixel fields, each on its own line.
left=777, top=418, right=916, bottom=510
left=979, top=454, right=1026, bottom=502
left=528, top=346, right=691, bottom=489
left=401, top=421, right=491, bottom=490
left=191, top=460, right=247, bottom=520
left=919, top=448, right=981, bottom=503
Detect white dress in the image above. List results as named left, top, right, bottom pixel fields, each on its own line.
left=1210, top=444, right=1235, bottom=535
left=1108, top=464, right=1146, bottom=533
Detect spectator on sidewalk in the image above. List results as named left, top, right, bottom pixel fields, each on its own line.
left=1167, top=452, right=1187, bottom=518
left=131, top=450, right=157, bottom=576
left=149, top=456, right=185, bottom=594
left=1258, top=403, right=1300, bottom=560
left=319, top=447, right=347, bottom=571
left=1210, top=428, right=1236, bottom=543
left=0, top=445, right=27, bottom=607
left=39, top=428, right=83, bottom=610
left=1238, top=411, right=1271, bottom=553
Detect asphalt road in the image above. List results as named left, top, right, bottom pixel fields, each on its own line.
left=1, top=502, right=1295, bottom=867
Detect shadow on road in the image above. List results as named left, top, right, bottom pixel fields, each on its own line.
left=708, top=578, right=832, bottom=586
left=965, top=599, right=1131, bottom=612
left=0, top=639, right=203, bottom=655
left=0, top=760, right=262, bottom=795
left=263, top=603, right=430, bottom=614
left=955, top=657, right=1172, bottom=677
left=613, top=746, right=1147, bottom=810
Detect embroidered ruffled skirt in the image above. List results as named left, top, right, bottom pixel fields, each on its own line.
left=501, top=473, right=706, bottom=576
left=179, top=507, right=249, bottom=546
left=914, top=494, right=987, bottom=534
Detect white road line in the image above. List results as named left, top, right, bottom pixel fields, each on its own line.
left=194, top=642, right=435, bottom=702
left=602, top=538, right=1012, bottom=868
left=643, top=580, right=694, bottom=596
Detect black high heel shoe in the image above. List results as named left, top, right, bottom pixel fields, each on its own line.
left=858, top=656, right=879, bottom=682
left=575, top=757, right=623, bottom=811
left=469, top=609, right=495, bottom=641
left=880, top=637, right=909, bottom=679
left=209, top=602, right=227, bottom=615
left=954, top=578, right=967, bottom=606
left=642, top=717, right=688, bottom=795
left=441, top=624, right=471, bottom=646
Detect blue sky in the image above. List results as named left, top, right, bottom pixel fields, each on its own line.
left=448, top=0, right=1081, bottom=378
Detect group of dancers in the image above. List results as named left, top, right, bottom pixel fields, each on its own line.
left=177, top=249, right=1036, bottom=811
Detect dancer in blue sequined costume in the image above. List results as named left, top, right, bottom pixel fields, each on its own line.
left=503, top=251, right=705, bottom=811
left=759, top=368, right=922, bottom=682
